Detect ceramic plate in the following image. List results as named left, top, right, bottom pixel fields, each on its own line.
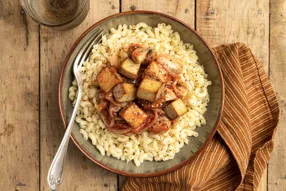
left=59, top=11, right=224, bottom=177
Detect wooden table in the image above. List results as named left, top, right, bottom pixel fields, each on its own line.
left=0, top=0, right=285, bottom=190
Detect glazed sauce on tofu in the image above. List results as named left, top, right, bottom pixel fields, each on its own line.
left=95, top=44, right=189, bottom=134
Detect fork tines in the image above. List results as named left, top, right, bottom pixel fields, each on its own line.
left=74, top=28, right=106, bottom=71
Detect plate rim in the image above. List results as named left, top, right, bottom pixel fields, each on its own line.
left=58, top=10, right=225, bottom=177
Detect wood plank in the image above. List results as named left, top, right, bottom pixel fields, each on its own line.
left=196, top=1, right=269, bottom=190
left=40, top=1, right=119, bottom=190
left=122, top=0, right=195, bottom=27
left=120, top=0, right=195, bottom=189
left=268, top=0, right=286, bottom=190
left=0, top=1, right=39, bottom=191
left=196, top=0, right=269, bottom=70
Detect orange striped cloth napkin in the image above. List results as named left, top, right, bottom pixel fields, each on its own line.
left=122, top=43, right=280, bottom=191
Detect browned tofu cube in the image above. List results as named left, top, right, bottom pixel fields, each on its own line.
left=144, top=61, right=169, bottom=82
left=164, top=98, right=188, bottom=120
left=119, top=103, right=148, bottom=128
left=113, top=83, right=136, bottom=102
left=97, top=67, right=123, bottom=92
left=137, top=79, right=162, bottom=102
left=132, top=48, right=150, bottom=64
left=119, top=58, right=141, bottom=79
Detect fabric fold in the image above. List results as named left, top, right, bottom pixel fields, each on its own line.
left=123, top=43, right=279, bottom=191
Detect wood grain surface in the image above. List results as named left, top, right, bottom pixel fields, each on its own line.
left=0, top=1, right=39, bottom=190
left=0, top=0, right=284, bottom=190
left=268, top=0, right=286, bottom=190
left=197, top=0, right=269, bottom=70
left=122, top=0, right=195, bottom=27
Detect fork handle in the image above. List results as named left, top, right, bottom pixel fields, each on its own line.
left=47, top=88, right=82, bottom=190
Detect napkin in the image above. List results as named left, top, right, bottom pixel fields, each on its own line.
left=122, top=43, right=280, bottom=191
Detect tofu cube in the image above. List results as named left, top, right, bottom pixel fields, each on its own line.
left=144, top=61, right=169, bottom=82
left=137, top=79, right=162, bottom=102
left=97, top=67, right=123, bottom=92
left=119, top=103, right=148, bottom=128
left=113, top=83, right=136, bottom=102
left=119, top=58, right=141, bottom=79
left=131, top=47, right=150, bottom=64
left=164, top=98, right=188, bottom=120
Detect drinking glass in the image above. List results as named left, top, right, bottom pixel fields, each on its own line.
left=20, top=0, right=90, bottom=30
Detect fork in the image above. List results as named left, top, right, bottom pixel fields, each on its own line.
left=47, top=28, right=105, bottom=191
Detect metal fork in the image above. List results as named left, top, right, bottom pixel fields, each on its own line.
left=47, top=28, right=105, bottom=191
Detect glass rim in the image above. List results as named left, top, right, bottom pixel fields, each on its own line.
left=20, top=0, right=88, bottom=28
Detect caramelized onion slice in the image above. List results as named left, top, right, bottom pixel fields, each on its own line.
left=97, top=100, right=108, bottom=111
left=132, top=47, right=150, bottom=64
left=105, top=91, right=127, bottom=107
left=101, top=110, right=132, bottom=134
left=171, top=80, right=189, bottom=98
left=107, top=121, right=133, bottom=134
left=137, top=98, right=165, bottom=110
left=142, top=50, right=156, bottom=65
left=156, top=56, right=183, bottom=77
left=148, top=116, right=171, bottom=133
left=127, top=44, right=143, bottom=56
left=156, top=84, right=178, bottom=101
left=108, top=103, right=122, bottom=118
